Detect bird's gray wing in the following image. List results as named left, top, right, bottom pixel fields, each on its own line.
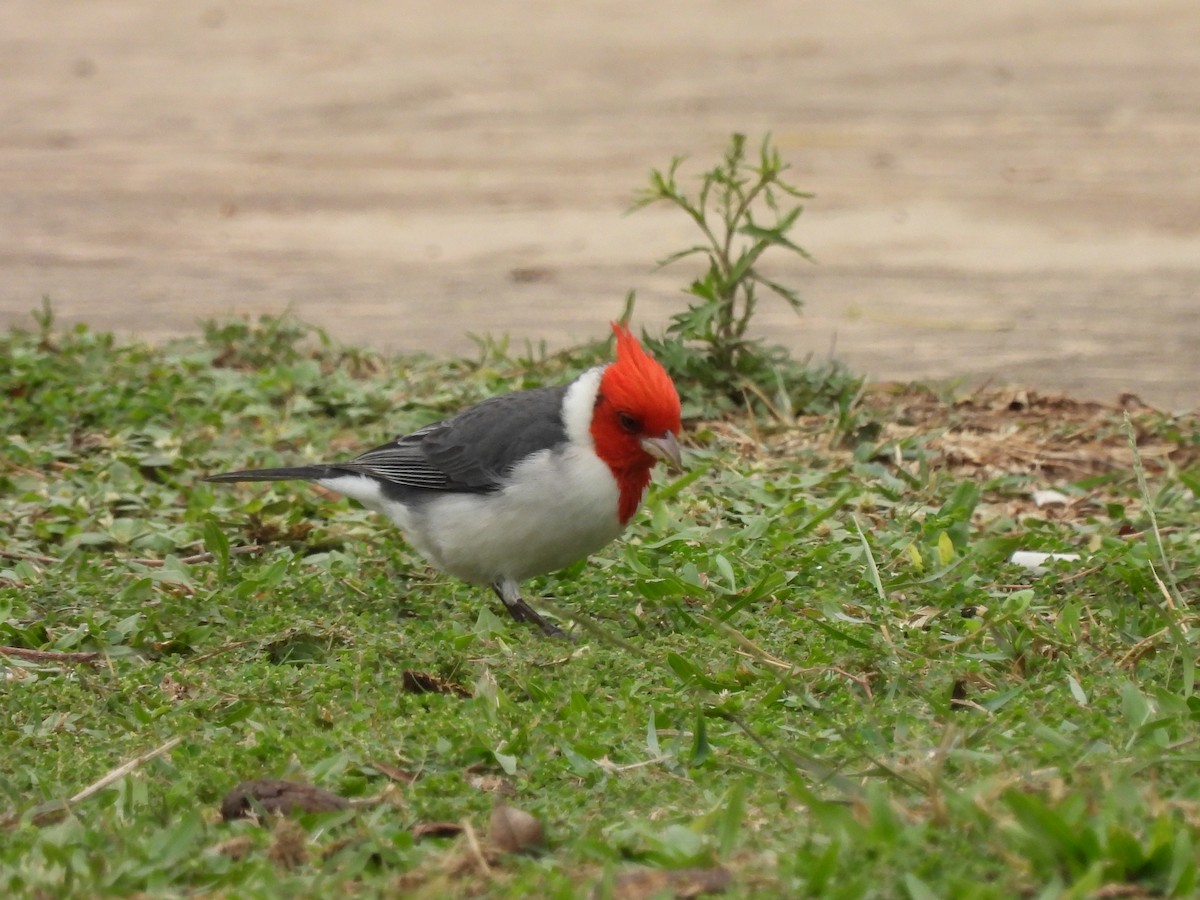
left=342, top=384, right=571, bottom=493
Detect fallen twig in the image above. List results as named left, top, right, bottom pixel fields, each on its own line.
left=0, top=544, right=264, bottom=570
left=0, top=549, right=62, bottom=566
left=0, top=646, right=101, bottom=665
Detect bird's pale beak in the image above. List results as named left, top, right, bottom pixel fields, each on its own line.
left=640, top=431, right=683, bottom=471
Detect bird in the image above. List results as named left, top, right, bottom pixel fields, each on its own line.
left=204, top=322, right=682, bottom=637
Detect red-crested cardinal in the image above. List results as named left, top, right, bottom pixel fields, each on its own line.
left=204, top=323, right=682, bottom=636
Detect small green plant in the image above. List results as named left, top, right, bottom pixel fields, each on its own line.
left=631, top=133, right=853, bottom=417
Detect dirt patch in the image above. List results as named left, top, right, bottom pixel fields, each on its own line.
left=2, top=1, right=1197, bottom=409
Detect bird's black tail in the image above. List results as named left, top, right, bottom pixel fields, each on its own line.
left=203, top=465, right=345, bottom=484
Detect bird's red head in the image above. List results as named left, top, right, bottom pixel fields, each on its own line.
left=591, top=322, right=683, bottom=523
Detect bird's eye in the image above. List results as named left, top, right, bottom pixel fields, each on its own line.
left=617, top=412, right=641, bottom=434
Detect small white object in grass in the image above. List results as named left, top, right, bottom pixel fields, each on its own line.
left=1010, top=551, right=1082, bottom=574
left=1032, top=489, right=1071, bottom=507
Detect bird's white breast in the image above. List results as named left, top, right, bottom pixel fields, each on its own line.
left=412, top=442, right=623, bottom=584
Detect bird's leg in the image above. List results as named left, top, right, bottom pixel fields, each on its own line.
left=491, top=580, right=568, bottom=639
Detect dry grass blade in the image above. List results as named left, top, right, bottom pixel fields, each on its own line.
left=1124, top=413, right=1185, bottom=605
left=68, top=736, right=183, bottom=806
left=853, top=516, right=886, bottom=605
left=461, top=819, right=492, bottom=875
left=1123, top=413, right=1195, bottom=693
left=132, top=544, right=264, bottom=567
left=5, top=736, right=185, bottom=828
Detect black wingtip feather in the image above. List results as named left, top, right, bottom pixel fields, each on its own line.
left=203, top=466, right=335, bottom=484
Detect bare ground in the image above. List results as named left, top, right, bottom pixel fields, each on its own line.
left=2, top=0, right=1198, bottom=410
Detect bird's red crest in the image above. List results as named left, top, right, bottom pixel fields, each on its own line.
left=604, top=323, right=681, bottom=438
left=591, top=323, right=682, bottom=523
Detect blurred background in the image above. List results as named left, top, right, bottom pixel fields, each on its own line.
left=2, top=0, right=1197, bottom=409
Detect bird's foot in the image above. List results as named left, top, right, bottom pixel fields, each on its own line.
left=492, top=582, right=571, bottom=639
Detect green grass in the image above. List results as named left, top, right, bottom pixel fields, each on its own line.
left=2, top=312, right=1199, bottom=898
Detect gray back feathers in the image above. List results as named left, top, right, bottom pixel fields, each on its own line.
left=205, top=384, right=572, bottom=496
